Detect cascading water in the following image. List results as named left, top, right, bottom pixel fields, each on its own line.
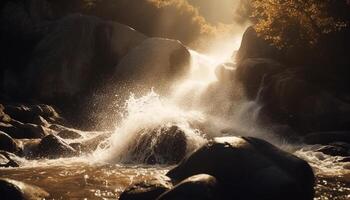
left=1, top=37, right=349, bottom=200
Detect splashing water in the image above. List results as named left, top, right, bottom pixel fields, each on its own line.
left=1, top=36, right=349, bottom=200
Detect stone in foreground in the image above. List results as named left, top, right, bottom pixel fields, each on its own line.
left=167, top=136, right=315, bottom=200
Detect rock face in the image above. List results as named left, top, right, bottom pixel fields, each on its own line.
left=25, top=14, right=146, bottom=100
left=235, top=26, right=350, bottom=133
left=167, top=136, right=315, bottom=200
left=114, top=38, right=191, bottom=92
left=157, top=174, right=220, bottom=200
left=236, top=58, right=285, bottom=99
left=0, top=178, right=49, bottom=200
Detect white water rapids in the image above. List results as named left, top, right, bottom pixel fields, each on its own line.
left=1, top=39, right=349, bottom=200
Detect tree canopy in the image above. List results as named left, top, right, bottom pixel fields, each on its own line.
left=251, top=0, right=350, bottom=48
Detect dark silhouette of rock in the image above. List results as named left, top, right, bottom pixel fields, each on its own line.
left=0, top=122, right=47, bottom=139
left=35, top=134, right=77, bottom=159
left=167, top=136, right=315, bottom=200
left=4, top=104, right=61, bottom=125
left=120, top=179, right=171, bottom=200
left=236, top=27, right=280, bottom=64
left=157, top=174, right=220, bottom=200
left=0, top=131, right=20, bottom=153
left=0, top=178, right=49, bottom=199
left=236, top=58, right=285, bottom=99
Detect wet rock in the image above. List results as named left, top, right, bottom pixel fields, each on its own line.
left=303, top=131, right=350, bottom=145
left=167, top=136, right=315, bottom=200
left=236, top=58, right=285, bottom=99
left=127, top=125, right=188, bottom=164
left=0, top=122, right=47, bottom=139
left=35, top=134, right=77, bottom=159
left=316, top=142, right=350, bottom=157
left=157, top=174, right=220, bottom=200
left=4, top=104, right=60, bottom=125
left=57, top=129, right=82, bottom=139
left=0, top=151, right=21, bottom=167
left=0, top=178, right=49, bottom=199
left=0, top=131, right=20, bottom=153
left=120, top=179, right=171, bottom=200
left=236, top=26, right=280, bottom=64
left=114, top=37, right=191, bottom=92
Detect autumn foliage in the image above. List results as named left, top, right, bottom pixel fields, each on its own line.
left=251, top=0, right=350, bottom=48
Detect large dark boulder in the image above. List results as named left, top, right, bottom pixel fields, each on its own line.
left=157, top=174, right=220, bottom=200
left=35, top=134, right=77, bottom=159
left=167, top=136, right=315, bottom=200
left=0, top=178, right=49, bottom=199
left=0, top=131, right=20, bottom=153
left=25, top=14, right=146, bottom=101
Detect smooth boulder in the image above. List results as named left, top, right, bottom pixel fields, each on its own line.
left=0, top=131, right=20, bottom=153
left=35, top=134, right=77, bottom=159
left=0, top=178, right=49, bottom=200
left=167, top=136, right=315, bottom=200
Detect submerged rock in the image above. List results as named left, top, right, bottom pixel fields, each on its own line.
left=120, top=179, right=171, bottom=200
left=157, top=174, right=220, bottom=200
left=0, top=178, right=49, bottom=199
left=167, top=136, right=315, bottom=200
left=35, top=134, right=77, bottom=159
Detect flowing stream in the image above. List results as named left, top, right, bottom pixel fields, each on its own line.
left=0, top=43, right=350, bottom=199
